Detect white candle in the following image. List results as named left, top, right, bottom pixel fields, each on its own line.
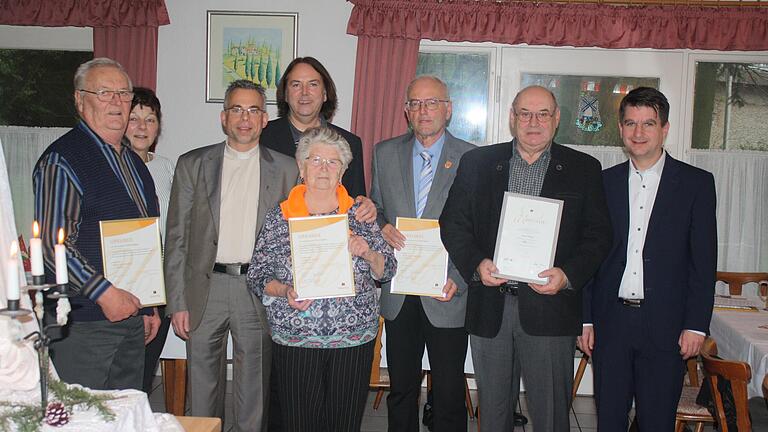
left=55, top=228, right=68, bottom=285
left=30, top=221, right=44, bottom=277
left=7, top=241, right=20, bottom=301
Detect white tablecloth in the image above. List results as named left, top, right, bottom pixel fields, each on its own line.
left=709, top=308, right=768, bottom=398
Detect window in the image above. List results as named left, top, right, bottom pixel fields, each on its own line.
left=521, top=73, right=659, bottom=147
left=0, top=49, right=92, bottom=128
left=416, top=46, right=495, bottom=145
left=691, top=62, right=768, bottom=151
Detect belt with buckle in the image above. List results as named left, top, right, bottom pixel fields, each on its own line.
left=620, top=298, right=643, bottom=307
left=499, top=281, right=520, bottom=296
left=213, top=263, right=249, bottom=276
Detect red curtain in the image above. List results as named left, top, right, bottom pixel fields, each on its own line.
left=347, top=0, right=768, bottom=51
left=0, top=0, right=170, bottom=27
left=349, top=36, right=420, bottom=191
left=1, top=1, right=170, bottom=90
left=93, top=27, right=159, bottom=90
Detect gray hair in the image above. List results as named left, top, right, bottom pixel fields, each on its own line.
left=296, top=127, right=353, bottom=171
left=406, top=75, right=450, bottom=100
left=74, top=57, right=132, bottom=91
left=224, top=80, right=267, bottom=108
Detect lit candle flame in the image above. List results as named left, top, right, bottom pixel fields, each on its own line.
left=58, top=228, right=65, bottom=245
left=9, top=240, right=18, bottom=258
left=33, top=221, right=40, bottom=238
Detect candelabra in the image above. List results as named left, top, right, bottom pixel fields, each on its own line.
left=0, top=282, right=71, bottom=419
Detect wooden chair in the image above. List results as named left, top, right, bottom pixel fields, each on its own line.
left=368, top=316, right=475, bottom=419
left=675, top=338, right=716, bottom=432
left=369, top=317, right=390, bottom=409
left=700, top=338, right=753, bottom=432
left=716, top=271, right=768, bottom=296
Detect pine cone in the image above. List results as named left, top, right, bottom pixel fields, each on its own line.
left=45, top=401, right=70, bottom=427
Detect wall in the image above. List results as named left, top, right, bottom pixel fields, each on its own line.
left=156, top=0, right=359, bottom=162
left=0, top=25, right=92, bottom=50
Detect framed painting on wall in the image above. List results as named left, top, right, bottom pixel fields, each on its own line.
left=206, top=10, right=298, bottom=103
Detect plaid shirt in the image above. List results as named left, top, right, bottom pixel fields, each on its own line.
left=508, top=140, right=551, bottom=196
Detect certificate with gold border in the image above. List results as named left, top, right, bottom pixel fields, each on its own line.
left=288, top=214, right=355, bottom=300
left=390, top=217, right=447, bottom=297
left=99, top=217, right=166, bottom=306
left=492, top=193, right=563, bottom=285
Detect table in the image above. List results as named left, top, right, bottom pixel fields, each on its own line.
left=175, top=416, right=222, bottom=432
left=709, top=308, right=768, bottom=398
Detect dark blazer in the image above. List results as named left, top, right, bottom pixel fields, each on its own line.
left=164, top=142, right=298, bottom=331
left=259, top=117, right=367, bottom=198
left=440, top=141, right=612, bottom=338
left=370, top=131, right=475, bottom=328
left=583, top=155, right=717, bottom=350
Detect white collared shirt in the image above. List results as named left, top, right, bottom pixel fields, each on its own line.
left=618, top=152, right=666, bottom=300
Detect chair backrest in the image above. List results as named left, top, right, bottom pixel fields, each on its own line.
left=716, top=271, right=768, bottom=296
left=701, top=338, right=752, bottom=432
left=369, top=316, right=387, bottom=388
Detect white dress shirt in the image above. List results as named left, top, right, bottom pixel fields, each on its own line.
left=618, top=152, right=665, bottom=300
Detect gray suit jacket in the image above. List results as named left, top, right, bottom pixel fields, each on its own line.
left=164, top=142, right=298, bottom=331
left=370, top=131, right=475, bottom=328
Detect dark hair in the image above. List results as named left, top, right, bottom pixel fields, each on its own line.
left=130, top=87, right=162, bottom=148
left=276, top=57, right=338, bottom=121
left=224, top=79, right=267, bottom=108
left=619, top=87, right=670, bottom=125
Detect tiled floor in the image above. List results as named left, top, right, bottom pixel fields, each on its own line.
left=146, top=376, right=768, bottom=432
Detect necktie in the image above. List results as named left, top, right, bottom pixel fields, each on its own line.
left=416, top=151, right=433, bottom=217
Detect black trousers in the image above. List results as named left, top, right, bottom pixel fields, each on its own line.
left=272, top=340, right=374, bottom=432
left=385, top=295, right=468, bottom=432
left=592, top=302, right=686, bottom=432
left=143, top=307, right=171, bottom=392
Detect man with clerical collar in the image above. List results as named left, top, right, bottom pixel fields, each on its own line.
left=259, top=56, right=366, bottom=198
left=164, top=80, right=298, bottom=431
left=34, top=57, right=161, bottom=390
left=440, top=85, right=612, bottom=432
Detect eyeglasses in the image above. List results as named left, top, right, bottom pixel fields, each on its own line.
left=79, top=89, right=134, bottom=102
left=224, top=106, right=265, bottom=116
left=306, top=155, right=343, bottom=169
left=405, top=98, right=450, bottom=111
left=514, top=110, right=554, bottom=123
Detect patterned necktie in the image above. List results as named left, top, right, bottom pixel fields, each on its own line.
left=416, top=151, right=433, bottom=217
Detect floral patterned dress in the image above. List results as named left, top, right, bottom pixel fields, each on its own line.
left=247, top=202, right=396, bottom=349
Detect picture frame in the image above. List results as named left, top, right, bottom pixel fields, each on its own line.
left=206, top=10, right=298, bottom=104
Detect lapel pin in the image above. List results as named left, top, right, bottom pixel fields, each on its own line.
left=556, top=164, right=563, bottom=171
left=444, top=160, right=453, bottom=169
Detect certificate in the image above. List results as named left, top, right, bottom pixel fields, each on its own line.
left=288, top=214, right=355, bottom=300
left=99, top=217, right=166, bottom=306
left=390, top=217, right=447, bottom=297
left=492, top=192, right=563, bottom=285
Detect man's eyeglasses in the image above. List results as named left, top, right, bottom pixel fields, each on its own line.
left=514, top=110, right=554, bottom=123
left=405, top=98, right=449, bottom=112
left=306, top=155, right=343, bottom=170
left=224, top=106, right=265, bottom=116
left=79, top=89, right=134, bottom=102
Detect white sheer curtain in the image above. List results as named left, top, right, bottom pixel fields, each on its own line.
left=690, top=150, right=768, bottom=272
left=0, top=126, right=69, bottom=238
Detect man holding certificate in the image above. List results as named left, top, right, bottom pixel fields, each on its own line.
left=440, top=85, right=612, bottom=432
left=369, top=75, right=474, bottom=432
left=33, top=58, right=161, bottom=390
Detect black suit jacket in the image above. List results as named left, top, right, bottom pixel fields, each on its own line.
left=259, top=117, right=367, bottom=197
left=583, top=155, right=717, bottom=350
left=440, top=141, right=612, bottom=337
